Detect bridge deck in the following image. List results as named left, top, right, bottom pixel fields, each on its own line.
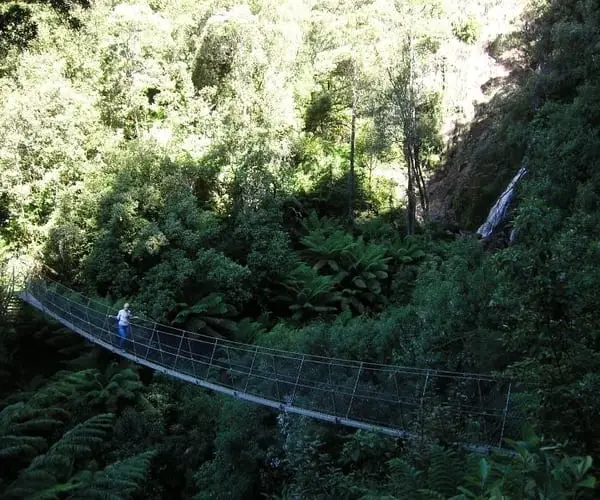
left=20, top=290, right=412, bottom=439
left=17, top=278, right=516, bottom=452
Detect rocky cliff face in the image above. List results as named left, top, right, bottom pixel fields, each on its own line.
left=428, top=75, right=529, bottom=230
left=427, top=1, right=531, bottom=230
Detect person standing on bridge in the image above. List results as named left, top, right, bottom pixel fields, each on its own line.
left=114, top=303, right=137, bottom=349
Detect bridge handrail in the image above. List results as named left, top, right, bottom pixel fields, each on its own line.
left=20, top=276, right=518, bottom=448
left=30, top=275, right=509, bottom=381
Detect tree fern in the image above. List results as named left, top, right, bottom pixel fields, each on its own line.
left=68, top=450, right=156, bottom=500
left=452, top=430, right=597, bottom=499
left=0, top=403, right=68, bottom=463
left=27, top=370, right=100, bottom=409
left=3, top=414, right=114, bottom=499
left=45, top=413, right=113, bottom=459
left=361, top=496, right=398, bottom=500
left=40, top=328, right=93, bottom=370
left=301, top=227, right=356, bottom=266
left=22, top=366, right=144, bottom=413
left=387, top=457, right=423, bottom=499
left=84, top=363, right=144, bottom=411
left=275, top=263, right=339, bottom=321
left=418, top=489, right=448, bottom=500
left=347, top=237, right=389, bottom=274
left=298, top=213, right=390, bottom=314
left=425, top=445, right=463, bottom=496
left=173, top=294, right=238, bottom=338
left=0, top=435, right=47, bottom=459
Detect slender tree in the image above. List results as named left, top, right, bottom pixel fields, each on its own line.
left=307, top=0, right=385, bottom=222
left=377, top=0, right=444, bottom=234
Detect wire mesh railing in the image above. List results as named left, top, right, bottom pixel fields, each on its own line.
left=19, top=277, right=519, bottom=448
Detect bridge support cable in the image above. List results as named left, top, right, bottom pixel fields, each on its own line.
left=17, top=277, right=519, bottom=451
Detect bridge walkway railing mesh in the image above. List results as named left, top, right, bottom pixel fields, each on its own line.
left=20, top=277, right=517, bottom=448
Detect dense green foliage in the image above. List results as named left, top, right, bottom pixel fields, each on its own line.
left=1, top=0, right=600, bottom=497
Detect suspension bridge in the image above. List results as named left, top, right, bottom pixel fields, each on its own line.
left=15, top=277, right=517, bottom=451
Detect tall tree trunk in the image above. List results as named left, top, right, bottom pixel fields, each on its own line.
left=368, top=153, right=374, bottom=213
left=348, top=93, right=357, bottom=223
left=412, top=148, right=428, bottom=219
left=406, top=33, right=416, bottom=235
left=406, top=146, right=416, bottom=235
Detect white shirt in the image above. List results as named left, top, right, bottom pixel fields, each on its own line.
left=116, top=308, right=131, bottom=326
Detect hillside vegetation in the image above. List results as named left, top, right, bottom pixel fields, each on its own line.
left=1, top=0, right=599, bottom=498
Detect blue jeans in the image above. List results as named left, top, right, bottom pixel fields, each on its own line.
left=118, top=324, right=128, bottom=348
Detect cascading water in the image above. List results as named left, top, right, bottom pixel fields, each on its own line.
left=476, top=167, right=527, bottom=239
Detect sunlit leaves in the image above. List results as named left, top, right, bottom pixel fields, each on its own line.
left=0, top=52, right=100, bottom=247
left=99, top=3, right=176, bottom=137
left=0, top=5, right=37, bottom=58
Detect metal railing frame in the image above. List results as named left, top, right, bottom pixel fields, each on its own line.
left=16, top=276, right=519, bottom=452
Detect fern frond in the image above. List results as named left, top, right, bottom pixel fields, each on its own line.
left=68, top=450, right=156, bottom=499
left=47, top=413, right=113, bottom=458
left=0, top=444, right=43, bottom=460
left=426, top=446, right=462, bottom=496
left=12, top=417, right=68, bottom=435
left=3, top=468, right=77, bottom=499
left=29, top=370, right=101, bottom=408
left=387, top=458, right=423, bottom=498
left=1, top=404, right=69, bottom=430
left=0, top=403, right=68, bottom=464
left=0, top=435, right=47, bottom=452
left=418, top=488, right=447, bottom=500
left=4, top=414, right=114, bottom=498
left=86, top=365, right=144, bottom=409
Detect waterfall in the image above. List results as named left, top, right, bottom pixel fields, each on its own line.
left=476, top=167, right=527, bottom=239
